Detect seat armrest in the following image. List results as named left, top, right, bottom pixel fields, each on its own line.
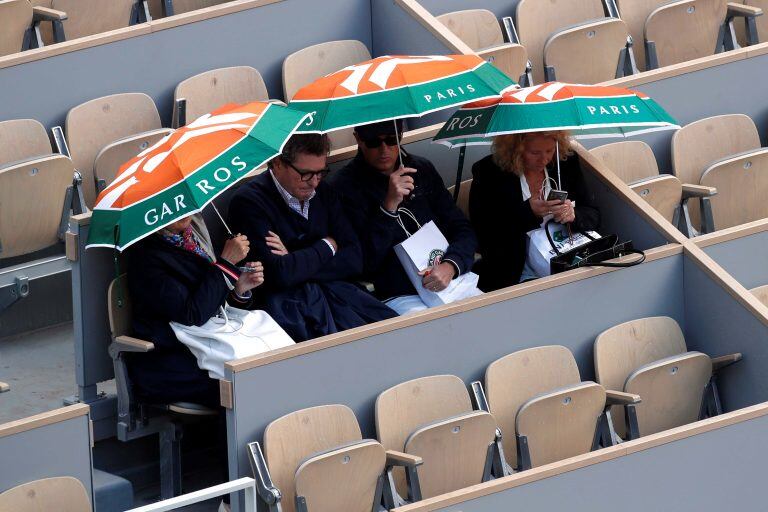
left=0, top=382, right=9, bottom=393
left=682, top=184, right=717, bottom=199
left=114, top=335, right=155, bottom=353
left=712, top=353, right=742, bottom=371
left=727, top=3, right=763, bottom=17
left=386, top=450, right=423, bottom=468
left=247, top=442, right=283, bottom=507
left=33, top=6, right=68, bottom=21
left=605, top=390, right=642, bottom=406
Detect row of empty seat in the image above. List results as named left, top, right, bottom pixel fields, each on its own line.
left=246, top=316, right=739, bottom=511
left=437, top=0, right=763, bottom=86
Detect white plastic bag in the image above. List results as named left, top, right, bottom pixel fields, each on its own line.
left=170, top=305, right=294, bottom=379
left=527, top=222, right=601, bottom=277
left=394, top=220, right=482, bottom=308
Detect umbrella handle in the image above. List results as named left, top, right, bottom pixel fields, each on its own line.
left=453, top=146, right=466, bottom=202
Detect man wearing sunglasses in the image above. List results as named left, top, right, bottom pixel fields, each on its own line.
left=328, top=120, right=478, bottom=315
left=227, top=133, right=396, bottom=341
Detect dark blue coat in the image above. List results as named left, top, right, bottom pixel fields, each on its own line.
left=329, top=152, right=478, bottom=301
left=227, top=172, right=396, bottom=341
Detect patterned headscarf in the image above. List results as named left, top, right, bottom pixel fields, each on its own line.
left=161, top=226, right=213, bottom=262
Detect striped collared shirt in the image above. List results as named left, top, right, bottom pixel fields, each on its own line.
left=270, top=170, right=315, bottom=219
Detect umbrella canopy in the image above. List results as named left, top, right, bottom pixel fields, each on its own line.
left=433, top=82, right=680, bottom=148
left=86, top=101, right=310, bottom=251
left=287, top=54, right=516, bottom=134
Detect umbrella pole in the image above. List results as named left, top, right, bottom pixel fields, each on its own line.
left=393, top=119, right=404, bottom=169
left=556, top=143, right=562, bottom=190
left=453, top=145, right=466, bottom=202
left=210, top=202, right=233, bottom=237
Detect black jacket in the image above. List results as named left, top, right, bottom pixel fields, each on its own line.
left=126, top=234, right=244, bottom=404
left=469, top=155, right=600, bottom=292
left=329, top=152, right=478, bottom=300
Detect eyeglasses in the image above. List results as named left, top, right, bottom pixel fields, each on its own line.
left=284, top=160, right=330, bottom=182
left=361, top=135, right=400, bottom=149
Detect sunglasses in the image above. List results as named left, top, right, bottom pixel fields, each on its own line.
left=284, top=160, right=330, bottom=182
left=361, top=135, right=400, bottom=149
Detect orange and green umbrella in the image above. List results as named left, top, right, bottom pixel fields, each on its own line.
left=86, top=101, right=310, bottom=251
left=287, top=54, right=516, bottom=134
left=434, top=82, right=680, bottom=147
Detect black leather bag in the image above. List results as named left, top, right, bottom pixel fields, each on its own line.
left=545, top=220, right=645, bottom=274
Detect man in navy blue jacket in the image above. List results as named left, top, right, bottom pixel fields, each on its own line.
left=329, top=120, right=478, bottom=315
left=228, top=133, right=396, bottom=341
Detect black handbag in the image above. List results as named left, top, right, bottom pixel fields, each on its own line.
left=545, top=220, right=645, bottom=274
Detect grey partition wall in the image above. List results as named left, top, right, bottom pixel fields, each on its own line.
left=0, top=404, right=93, bottom=504
left=699, top=228, right=768, bottom=290
left=415, top=0, right=520, bottom=19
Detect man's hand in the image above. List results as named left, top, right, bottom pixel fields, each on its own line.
left=552, top=200, right=576, bottom=224
left=323, top=237, right=338, bottom=253
left=419, top=262, right=456, bottom=292
left=221, top=234, right=249, bottom=264
left=234, top=261, right=264, bottom=296
left=530, top=198, right=566, bottom=219
left=383, top=167, right=417, bottom=212
left=265, top=231, right=288, bottom=256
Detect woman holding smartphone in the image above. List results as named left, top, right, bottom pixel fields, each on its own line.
left=469, top=131, right=600, bottom=291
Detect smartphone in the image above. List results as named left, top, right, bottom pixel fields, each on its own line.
left=238, top=266, right=258, bottom=273
left=547, top=189, right=568, bottom=202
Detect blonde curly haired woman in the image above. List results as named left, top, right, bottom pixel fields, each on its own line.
left=469, top=131, right=600, bottom=291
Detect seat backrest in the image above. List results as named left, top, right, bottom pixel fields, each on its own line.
left=66, top=93, right=162, bottom=207
left=95, top=129, right=172, bottom=190
left=590, top=140, right=660, bottom=184
left=264, top=404, right=363, bottom=512
left=0, top=155, right=74, bottom=259
left=294, top=440, right=386, bottom=512
left=594, top=316, right=687, bottom=436
left=148, top=0, right=229, bottom=18
left=625, top=352, right=712, bottom=435
left=616, top=0, right=669, bottom=70
left=446, top=178, right=472, bottom=219
left=0, top=119, right=52, bottom=165
left=404, top=411, right=497, bottom=498
left=0, top=0, right=32, bottom=57
left=516, top=382, right=605, bottom=467
left=50, top=0, right=136, bottom=40
left=644, top=0, right=728, bottom=68
left=485, top=345, right=581, bottom=466
left=671, top=114, right=760, bottom=186
left=436, top=9, right=505, bottom=51
left=174, top=66, right=269, bottom=126
left=630, top=175, right=683, bottom=224
left=543, top=18, right=629, bottom=84
left=700, top=148, right=768, bottom=230
left=750, top=284, right=768, bottom=307
left=0, top=476, right=92, bottom=512
left=516, top=0, right=607, bottom=83
left=283, top=40, right=371, bottom=149
left=108, top=274, right=132, bottom=339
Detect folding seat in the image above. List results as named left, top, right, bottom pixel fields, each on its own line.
left=375, top=375, right=505, bottom=499
left=478, top=345, right=634, bottom=471
left=0, top=118, right=53, bottom=164
left=750, top=284, right=768, bottom=306
left=33, top=0, right=147, bottom=45
left=594, top=316, right=741, bottom=439
left=515, top=0, right=635, bottom=84
left=64, top=93, right=164, bottom=207
left=590, top=140, right=715, bottom=235
left=436, top=9, right=529, bottom=84
left=107, top=274, right=217, bottom=498
left=0, top=0, right=36, bottom=57
left=0, top=476, right=91, bottom=511
left=446, top=178, right=472, bottom=219
left=672, top=114, right=761, bottom=231
left=248, top=404, right=422, bottom=512
left=148, top=0, right=229, bottom=18
left=739, top=0, right=768, bottom=45
left=283, top=40, right=372, bottom=149
left=172, top=66, right=269, bottom=128
left=616, top=0, right=762, bottom=71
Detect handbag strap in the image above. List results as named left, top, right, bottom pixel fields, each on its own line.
left=544, top=219, right=596, bottom=255
left=396, top=207, right=422, bottom=238
left=573, top=247, right=646, bottom=269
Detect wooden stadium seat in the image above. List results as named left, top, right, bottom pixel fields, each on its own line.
left=700, top=148, right=768, bottom=229
left=173, top=66, right=269, bottom=127
left=672, top=114, right=761, bottom=229
left=484, top=345, right=613, bottom=470
left=255, top=404, right=403, bottom=512
left=516, top=0, right=625, bottom=84
left=543, top=17, right=631, bottom=83
left=65, top=93, right=162, bottom=207
left=94, top=128, right=172, bottom=191
left=0, top=119, right=53, bottom=165
left=629, top=175, right=683, bottom=225
left=283, top=40, right=372, bottom=149
left=590, top=140, right=659, bottom=184
left=375, top=375, right=501, bottom=498
left=0, top=155, right=73, bottom=259
left=148, top=0, right=229, bottom=19
left=436, top=9, right=528, bottom=82
left=741, top=0, right=768, bottom=44
left=594, top=316, right=741, bottom=438
left=749, top=284, right=768, bottom=306
left=446, top=178, right=472, bottom=218
left=35, top=0, right=141, bottom=44
left=0, top=476, right=91, bottom=512
left=0, top=0, right=34, bottom=57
